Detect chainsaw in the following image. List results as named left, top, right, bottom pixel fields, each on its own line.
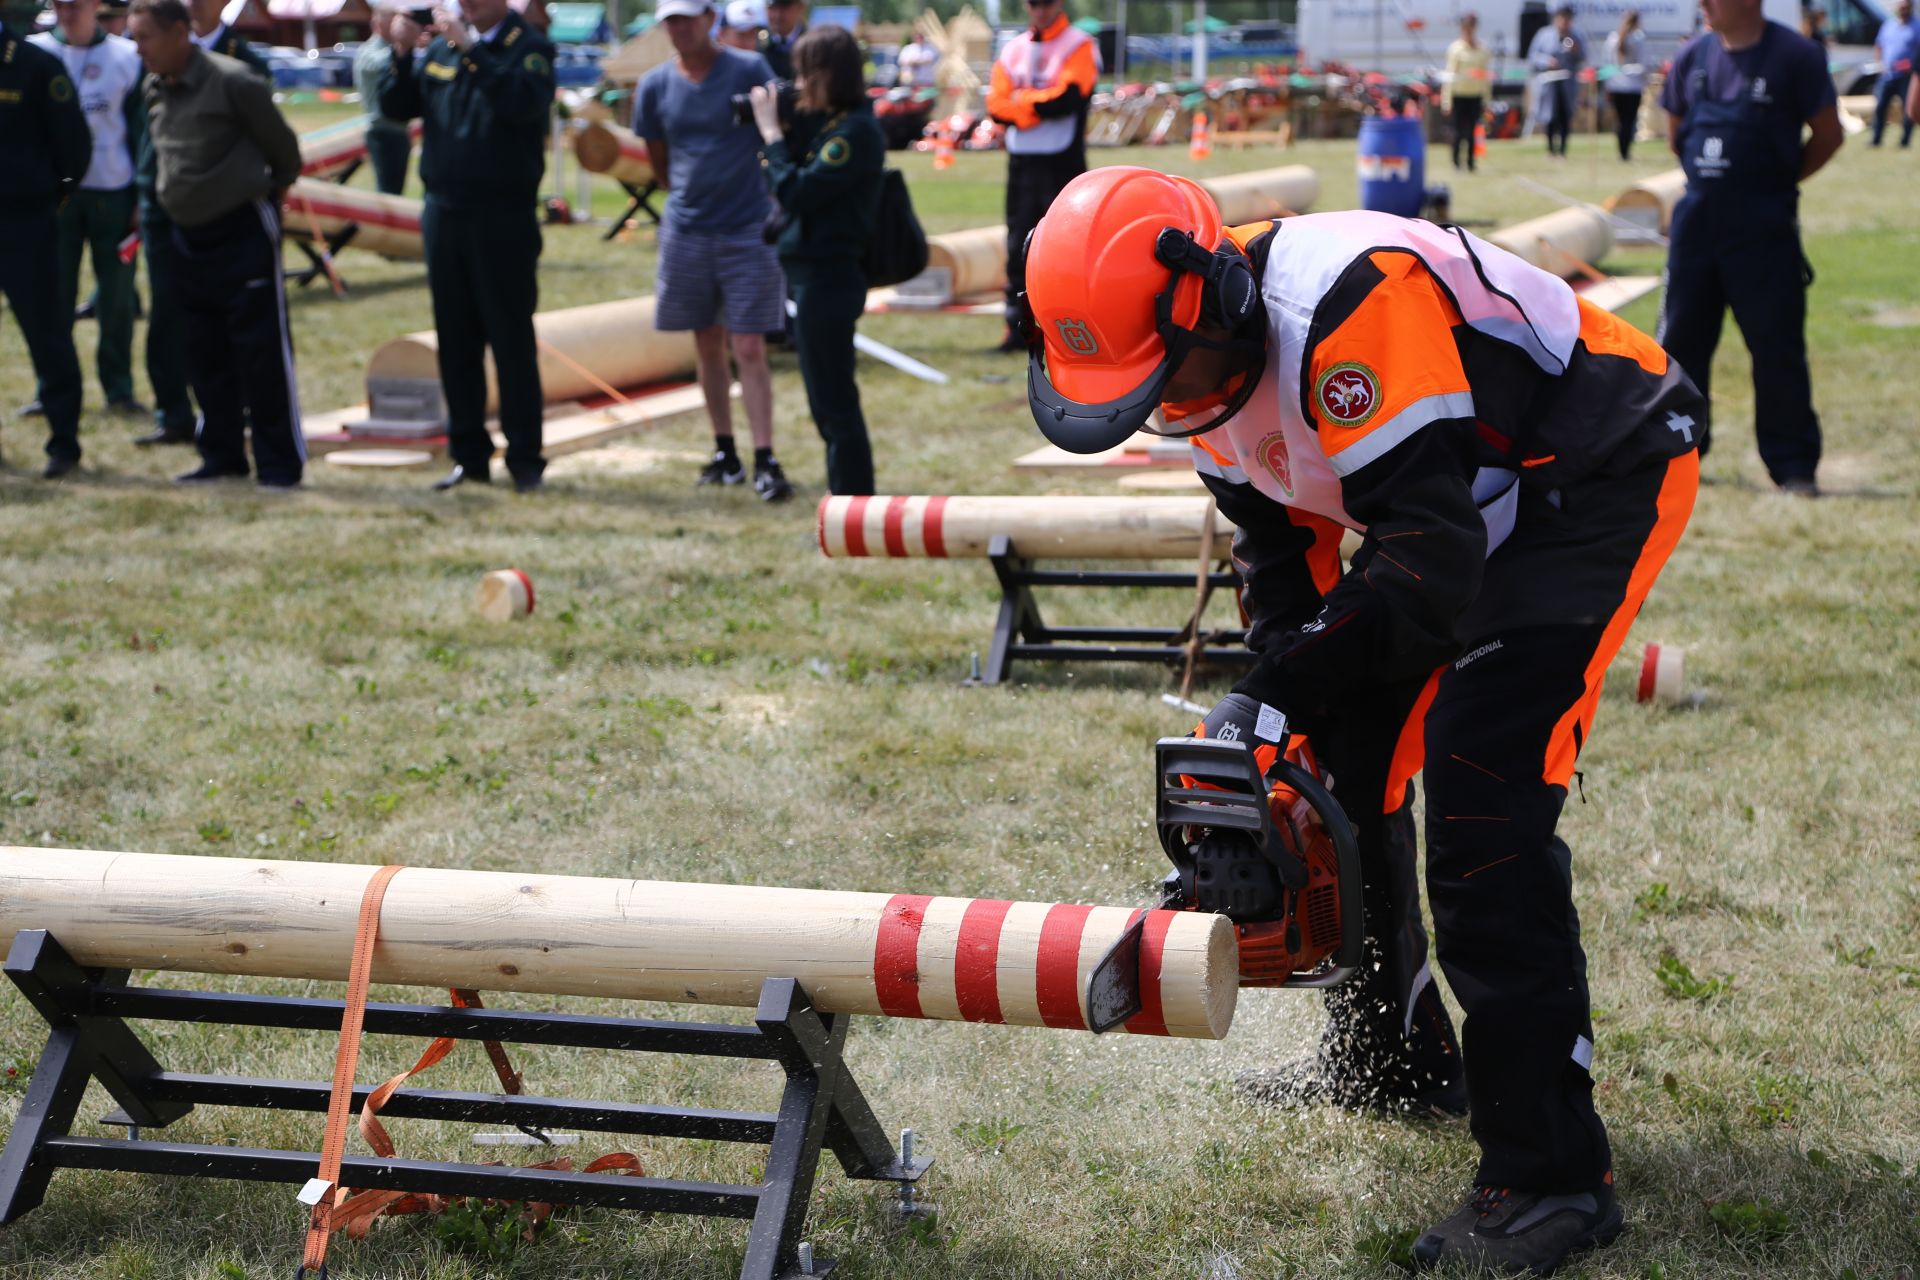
left=1085, top=736, right=1364, bottom=1034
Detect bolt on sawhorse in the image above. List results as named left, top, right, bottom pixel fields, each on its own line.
left=0, top=930, right=931, bottom=1279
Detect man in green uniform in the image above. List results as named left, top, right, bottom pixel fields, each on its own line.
left=130, top=0, right=268, bottom=447
left=380, top=0, right=554, bottom=492
left=1, top=13, right=92, bottom=477
left=353, top=3, right=411, bottom=194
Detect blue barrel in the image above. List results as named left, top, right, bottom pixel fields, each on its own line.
left=1356, top=116, right=1427, bottom=218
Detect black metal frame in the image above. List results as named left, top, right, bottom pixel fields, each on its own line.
left=288, top=223, right=359, bottom=292
left=0, top=930, right=928, bottom=1280
left=977, top=535, right=1258, bottom=684
left=605, top=179, right=663, bottom=242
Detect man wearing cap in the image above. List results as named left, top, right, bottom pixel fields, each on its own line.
left=719, top=0, right=764, bottom=52
left=757, top=0, right=803, bottom=78
left=634, top=0, right=791, bottom=500
left=380, top=0, right=556, bottom=493
left=1022, top=166, right=1705, bottom=1273
left=985, top=0, right=1097, bottom=353
left=129, top=0, right=269, bottom=448
left=354, top=4, right=413, bottom=194
left=1, top=10, right=91, bottom=478
left=28, top=0, right=145, bottom=429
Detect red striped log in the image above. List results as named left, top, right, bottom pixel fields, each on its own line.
left=283, top=179, right=425, bottom=261
left=817, top=494, right=1235, bottom=560
left=300, top=119, right=424, bottom=180
left=0, top=849, right=1238, bottom=1039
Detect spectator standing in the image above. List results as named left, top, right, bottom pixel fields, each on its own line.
left=1442, top=13, right=1490, bottom=171
left=633, top=0, right=790, bottom=499
left=754, top=25, right=883, bottom=495
left=380, top=0, right=555, bottom=493
left=1658, top=0, right=1842, bottom=495
left=131, top=0, right=269, bottom=448
left=1527, top=5, right=1585, bottom=158
left=757, top=0, right=804, bottom=78
left=897, top=32, right=937, bottom=88
left=1871, top=0, right=1917, bottom=147
left=354, top=5, right=413, bottom=194
left=985, top=0, right=1097, bottom=352
left=99, top=1, right=129, bottom=35
left=1602, top=10, right=1648, bottom=160
left=27, top=0, right=146, bottom=424
left=719, top=0, right=764, bottom=52
left=0, top=14, right=91, bottom=478
left=131, top=0, right=304, bottom=490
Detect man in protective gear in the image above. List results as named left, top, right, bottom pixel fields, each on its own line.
left=1023, top=167, right=1703, bottom=1275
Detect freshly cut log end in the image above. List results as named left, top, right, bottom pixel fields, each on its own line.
left=1636, top=642, right=1686, bottom=705
left=1607, top=168, right=1688, bottom=236
left=477, top=569, right=535, bottom=621
left=816, top=494, right=1236, bottom=560
left=573, top=121, right=654, bottom=188
left=0, top=850, right=1240, bottom=1039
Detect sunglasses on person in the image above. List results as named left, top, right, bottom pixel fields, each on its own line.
left=1026, top=0, right=1060, bottom=7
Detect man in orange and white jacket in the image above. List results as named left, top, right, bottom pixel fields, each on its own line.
left=985, top=0, right=1097, bottom=350
left=1023, top=167, right=1705, bottom=1276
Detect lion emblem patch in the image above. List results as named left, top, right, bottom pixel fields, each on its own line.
left=1314, top=361, right=1381, bottom=429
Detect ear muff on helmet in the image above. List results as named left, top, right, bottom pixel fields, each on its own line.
left=1028, top=225, right=1267, bottom=453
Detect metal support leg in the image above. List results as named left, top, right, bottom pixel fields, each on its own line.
left=983, top=537, right=1045, bottom=685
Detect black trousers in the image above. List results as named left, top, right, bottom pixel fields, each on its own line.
left=1003, top=149, right=1085, bottom=327
left=787, top=257, right=874, bottom=495
left=173, top=199, right=304, bottom=484
left=1450, top=96, right=1483, bottom=169
left=1310, top=452, right=1696, bottom=1190
left=141, top=201, right=199, bottom=437
left=423, top=196, right=544, bottom=482
left=1609, top=90, right=1642, bottom=160
left=1658, top=195, right=1820, bottom=485
left=0, top=204, right=84, bottom=464
left=1543, top=81, right=1574, bottom=155
left=366, top=125, right=412, bottom=196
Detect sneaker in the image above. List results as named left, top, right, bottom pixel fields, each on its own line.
left=1412, top=1181, right=1624, bottom=1276
left=752, top=458, right=794, bottom=502
left=1778, top=476, right=1820, bottom=498
left=696, top=451, right=745, bottom=487
left=175, top=464, right=249, bottom=485
left=1236, top=1057, right=1467, bottom=1118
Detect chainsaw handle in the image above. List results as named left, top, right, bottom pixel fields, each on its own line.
left=1263, top=755, right=1364, bottom=989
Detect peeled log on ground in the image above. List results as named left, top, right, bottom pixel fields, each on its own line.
left=0, top=848, right=1239, bottom=1039
left=365, top=295, right=698, bottom=412
left=817, top=494, right=1236, bottom=560
left=283, top=180, right=425, bottom=261
left=298, top=119, right=420, bottom=180
left=1485, top=206, right=1614, bottom=278
left=1607, top=168, right=1687, bottom=235
left=572, top=120, right=655, bottom=188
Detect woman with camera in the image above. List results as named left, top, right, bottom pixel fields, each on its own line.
left=749, top=27, right=883, bottom=496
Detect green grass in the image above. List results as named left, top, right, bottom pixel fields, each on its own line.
left=1, top=123, right=1918, bottom=1279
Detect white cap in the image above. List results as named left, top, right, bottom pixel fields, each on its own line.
left=722, top=0, right=764, bottom=28
left=654, top=0, right=713, bottom=18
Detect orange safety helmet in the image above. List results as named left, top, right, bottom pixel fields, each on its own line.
left=1023, top=166, right=1266, bottom=454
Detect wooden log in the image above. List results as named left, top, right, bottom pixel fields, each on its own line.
left=1486, top=206, right=1615, bottom=279
left=283, top=179, right=425, bottom=261
left=365, top=296, right=699, bottom=413
left=1606, top=167, right=1687, bottom=236
left=0, top=849, right=1238, bottom=1039
left=817, top=494, right=1236, bottom=560
left=299, top=118, right=421, bottom=180
left=573, top=120, right=654, bottom=188
left=926, top=226, right=1008, bottom=299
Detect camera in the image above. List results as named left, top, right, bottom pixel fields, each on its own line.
left=408, top=7, right=434, bottom=23
left=731, top=79, right=796, bottom=127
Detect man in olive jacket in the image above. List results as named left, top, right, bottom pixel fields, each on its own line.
left=380, top=0, right=555, bottom=493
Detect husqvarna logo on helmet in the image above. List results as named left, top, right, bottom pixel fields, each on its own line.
left=1054, top=318, right=1099, bottom=356
left=1314, top=362, right=1381, bottom=428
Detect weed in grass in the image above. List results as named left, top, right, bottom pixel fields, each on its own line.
left=1635, top=881, right=1677, bottom=919
left=1352, top=1217, right=1419, bottom=1269
left=1706, top=1198, right=1794, bottom=1243
left=1654, top=950, right=1733, bottom=1000
left=951, top=1117, right=1026, bottom=1154
left=1746, top=1072, right=1806, bottom=1127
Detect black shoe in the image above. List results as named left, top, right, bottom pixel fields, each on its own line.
left=42, top=456, right=80, bottom=480
left=175, top=463, right=249, bottom=484
left=1235, top=1057, right=1468, bottom=1117
left=992, top=329, right=1026, bottom=354
left=75, top=300, right=97, bottom=322
left=752, top=457, right=794, bottom=502
left=696, top=451, right=745, bottom=487
left=19, top=401, right=46, bottom=418
left=134, top=426, right=196, bottom=447
left=1778, top=476, right=1819, bottom=498
left=256, top=479, right=301, bottom=494
left=106, top=397, right=150, bottom=418
left=432, top=463, right=490, bottom=491
left=1412, top=1181, right=1624, bottom=1276
left=512, top=472, right=544, bottom=494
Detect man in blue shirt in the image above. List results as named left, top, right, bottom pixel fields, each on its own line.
left=1657, top=0, right=1842, bottom=495
left=1872, top=0, right=1917, bottom=146
left=634, top=0, right=792, bottom=501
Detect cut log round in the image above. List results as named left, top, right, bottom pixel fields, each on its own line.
left=1607, top=168, right=1687, bottom=236
left=0, top=849, right=1237, bottom=1039
left=573, top=120, right=655, bottom=188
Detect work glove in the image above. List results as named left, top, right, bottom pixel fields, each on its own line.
left=1190, top=692, right=1324, bottom=797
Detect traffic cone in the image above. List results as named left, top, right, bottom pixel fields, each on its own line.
left=1189, top=110, right=1212, bottom=160
left=933, top=131, right=956, bottom=171
left=1474, top=121, right=1487, bottom=160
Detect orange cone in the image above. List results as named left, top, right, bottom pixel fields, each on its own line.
left=1188, top=110, right=1212, bottom=160
left=1474, top=121, right=1487, bottom=160
left=933, top=131, right=956, bottom=171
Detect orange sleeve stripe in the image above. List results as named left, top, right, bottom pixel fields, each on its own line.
left=1286, top=507, right=1345, bottom=597
left=1309, top=253, right=1474, bottom=472
left=1573, top=297, right=1668, bottom=375
left=1016, top=41, right=1098, bottom=105
left=1192, top=434, right=1238, bottom=471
